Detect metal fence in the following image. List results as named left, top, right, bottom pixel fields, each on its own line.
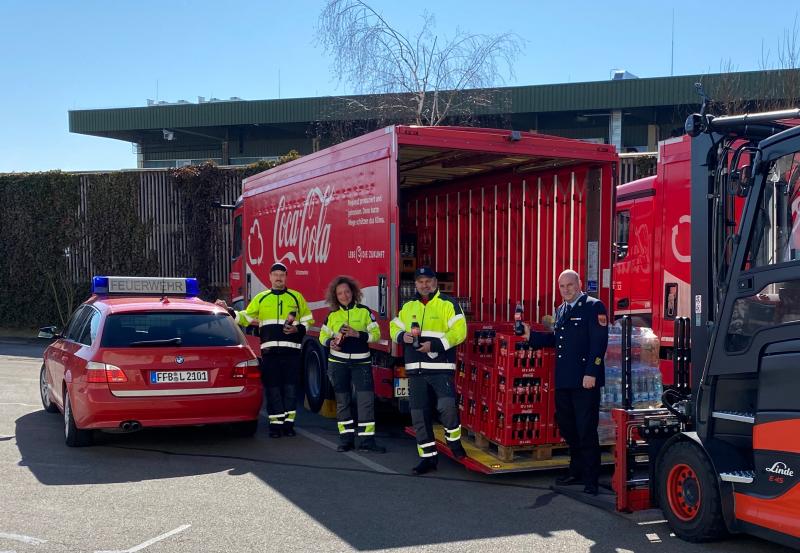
left=618, top=152, right=658, bottom=186
left=69, top=168, right=243, bottom=287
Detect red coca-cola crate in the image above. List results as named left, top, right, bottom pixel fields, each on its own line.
left=459, top=321, right=516, bottom=363
left=476, top=361, right=496, bottom=403
left=462, top=396, right=479, bottom=431
left=489, top=406, right=550, bottom=446
left=494, top=374, right=551, bottom=413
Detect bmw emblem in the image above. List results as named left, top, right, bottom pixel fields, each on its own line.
left=175, top=355, right=185, bottom=365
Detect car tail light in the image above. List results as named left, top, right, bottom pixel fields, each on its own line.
left=86, top=361, right=128, bottom=383
left=234, top=358, right=261, bottom=379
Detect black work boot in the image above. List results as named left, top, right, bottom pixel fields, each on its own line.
left=336, top=441, right=355, bottom=452
left=269, top=427, right=282, bottom=438
left=357, top=437, right=386, bottom=453
left=412, top=457, right=438, bottom=475
left=283, top=424, right=296, bottom=437
left=450, top=442, right=467, bottom=460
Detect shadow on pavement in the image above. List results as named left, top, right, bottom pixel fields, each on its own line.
left=13, top=405, right=791, bottom=553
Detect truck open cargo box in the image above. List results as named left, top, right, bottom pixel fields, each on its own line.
left=235, top=126, right=617, bottom=418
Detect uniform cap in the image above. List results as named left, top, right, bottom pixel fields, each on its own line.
left=270, top=262, right=288, bottom=272
left=414, top=266, right=436, bottom=279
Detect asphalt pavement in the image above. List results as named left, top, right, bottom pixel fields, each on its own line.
left=0, top=340, right=791, bottom=552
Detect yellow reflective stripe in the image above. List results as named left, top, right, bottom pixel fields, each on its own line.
left=300, top=314, right=313, bottom=322
left=321, top=325, right=333, bottom=334
left=440, top=337, right=450, bottom=350
left=261, top=341, right=302, bottom=349
left=445, top=426, right=462, bottom=441
left=418, top=362, right=455, bottom=370
left=448, top=313, right=465, bottom=327
left=338, top=419, right=355, bottom=434
left=330, top=350, right=371, bottom=360
left=366, top=322, right=379, bottom=330
left=391, top=318, right=406, bottom=330
left=357, top=422, right=375, bottom=436
left=285, top=410, right=296, bottom=422
left=421, top=330, right=445, bottom=338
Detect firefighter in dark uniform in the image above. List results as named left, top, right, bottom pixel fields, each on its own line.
left=390, top=266, right=468, bottom=475
left=524, top=269, right=608, bottom=495
left=319, top=275, right=385, bottom=453
left=217, top=262, right=314, bottom=438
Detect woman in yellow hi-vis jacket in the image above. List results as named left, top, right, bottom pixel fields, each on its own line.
left=319, top=276, right=385, bottom=453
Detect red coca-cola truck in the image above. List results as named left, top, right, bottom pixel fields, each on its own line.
left=612, top=135, right=750, bottom=385
left=226, top=125, right=616, bottom=412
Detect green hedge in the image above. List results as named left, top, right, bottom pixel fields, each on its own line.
left=0, top=153, right=300, bottom=330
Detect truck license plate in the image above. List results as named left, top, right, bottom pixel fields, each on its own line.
left=394, top=377, right=409, bottom=398
left=150, top=370, right=208, bottom=384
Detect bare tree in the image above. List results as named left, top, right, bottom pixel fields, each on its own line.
left=708, top=16, right=800, bottom=116
left=316, top=0, right=522, bottom=126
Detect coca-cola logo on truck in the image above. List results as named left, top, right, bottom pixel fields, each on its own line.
left=273, top=186, right=333, bottom=265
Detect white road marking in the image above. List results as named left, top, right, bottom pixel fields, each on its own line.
left=294, top=427, right=398, bottom=475
left=0, top=403, right=39, bottom=407
left=0, top=532, right=46, bottom=545
left=95, top=524, right=191, bottom=553
left=636, top=519, right=668, bottom=526
left=645, top=532, right=662, bottom=543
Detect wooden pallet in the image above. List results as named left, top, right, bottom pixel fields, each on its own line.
left=464, top=427, right=614, bottom=463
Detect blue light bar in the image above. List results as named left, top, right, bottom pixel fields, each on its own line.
left=185, top=278, right=199, bottom=297
left=91, top=276, right=199, bottom=297
left=92, top=276, right=109, bottom=294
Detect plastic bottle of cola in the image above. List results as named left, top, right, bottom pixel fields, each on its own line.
left=410, top=315, right=421, bottom=349
left=284, top=311, right=297, bottom=331
left=514, top=302, right=525, bottom=336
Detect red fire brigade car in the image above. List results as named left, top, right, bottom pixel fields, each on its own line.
left=38, top=276, right=262, bottom=446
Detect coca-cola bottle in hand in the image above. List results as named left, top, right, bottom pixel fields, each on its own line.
left=333, top=324, right=347, bottom=347
left=284, top=311, right=296, bottom=331
left=514, top=302, right=525, bottom=336
left=410, top=315, right=421, bottom=349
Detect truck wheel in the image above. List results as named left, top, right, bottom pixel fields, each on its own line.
left=656, top=440, right=728, bottom=542
left=304, top=342, right=331, bottom=413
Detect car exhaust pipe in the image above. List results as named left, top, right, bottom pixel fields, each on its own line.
left=120, top=420, right=142, bottom=432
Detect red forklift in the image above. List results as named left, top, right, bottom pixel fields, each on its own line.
left=613, top=90, right=800, bottom=548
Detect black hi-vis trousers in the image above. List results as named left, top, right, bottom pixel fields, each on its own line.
left=408, top=372, right=462, bottom=458
left=261, top=351, right=300, bottom=431
left=554, top=386, right=601, bottom=486
left=328, top=360, right=376, bottom=444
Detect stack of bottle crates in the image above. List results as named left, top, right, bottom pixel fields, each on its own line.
left=456, top=322, right=562, bottom=449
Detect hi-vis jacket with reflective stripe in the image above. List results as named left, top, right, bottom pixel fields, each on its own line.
left=319, top=303, right=380, bottom=364
left=389, top=289, right=467, bottom=373
left=236, top=288, right=314, bottom=353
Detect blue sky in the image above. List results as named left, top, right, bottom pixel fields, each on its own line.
left=1, top=0, right=798, bottom=172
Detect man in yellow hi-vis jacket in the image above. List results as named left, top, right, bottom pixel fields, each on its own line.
left=390, top=266, right=468, bottom=475
left=319, top=276, right=385, bottom=453
left=217, top=262, right=313, bottom=438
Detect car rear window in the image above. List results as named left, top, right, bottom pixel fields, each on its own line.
left=101, top=312, right=245, bottom=348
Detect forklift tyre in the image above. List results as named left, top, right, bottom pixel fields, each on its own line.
left=655, top=440, right=729, bottom=542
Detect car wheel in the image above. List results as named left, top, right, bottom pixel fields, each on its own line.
left=40, top=364, right=59, bottom=413
left=304, top=342, right=331, bottom=413
left=64, top=388, right=93, bottom=447
left=230, top=420, right=258, bottom=437
left=656, top=440, right=728, bottom=542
